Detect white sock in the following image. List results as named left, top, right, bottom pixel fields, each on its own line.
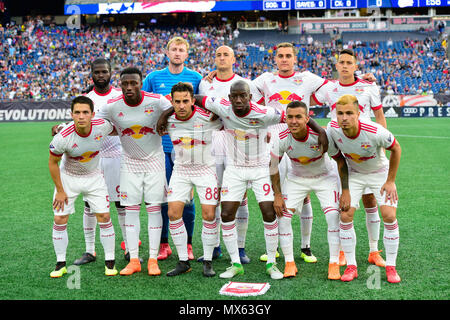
left=324, top=207, right=340, bottom=264
left=169, top=218, right=188, bottom=261
left=98, top=219, right=115, bottom=261
left=236, top=198, right=249, bottom=249
left=221, top=220, right=240, bottom=264
left=202, top=219, right=218, bottom=261
left=300, top=199, right=313, bottom=249
left=125, top=205, right=141, bottom=259
left=339, top=220, right=357, bottom=266
left=116, top=206, right=127, bottom=251
left=214, top=205, right=222, bottom=247
left=365, top=206, right=380, bottom=252
left=278, top=211, right=294, bottom=262
left=383, top=220, right=400, bottom=267
left=52, top=223, right=68, bottom=262
left=83, top=206, right=96, bottom=254
left=146, top=204, right=162, bottom=260
left=264, top=219, right=279, bottom=264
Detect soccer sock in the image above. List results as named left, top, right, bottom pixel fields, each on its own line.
left=169, top=218, right=188, bottom=261
left=221, top=220, right=240, bottom=264
left=236, top=197, right=249, bottom=249
left=365, top=206, right=381, bottom=252
left=52, top=223, right=68, bottom=262
left=125, top=205, right=141, bottom=259
left=214, top=205, right=222, bottom=247
left=324, top=208, right=340, bottom=264
left=264, top=219, right=279, bottom=264
left=183, top=199, right=196, bottom=243
left=339, top=220, right=357, bottom=266
left=98, top=219, right=115, bottom=261
left=300, top=199, right=313, bottom=249
left=146, top=204, right=162, bottom=260
left=83, top=205, right=96, bottom=255
left=116, top=206, right=127, bottom=251
left=278, top=211, right=294, bottom=262
left=383, top=220, right=400, bottom=267
left=160, top=203, right=169, bottom=243
left=202, top=219, right=218, bottom=261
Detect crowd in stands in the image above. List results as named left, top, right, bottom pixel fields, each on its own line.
left=0, top=18, right=448, bottom=101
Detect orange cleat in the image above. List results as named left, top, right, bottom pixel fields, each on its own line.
left=328, top=263, right=341, bottom=280
left=147, top=258, right=161, bottom=276
left=386, top=266, right=401, bottom=283
left=187, top=244, right=194, bottom=260
left=338, top=251, right=347, bottom=266
left=120, top=258, right=141, bottom=276
left=283, top=261, right=298, bottom=278
left=341, top=265, right=358, bottom=282
left=157, top=243, right=172, bottom=260
left=368, top=250, right=386, bottom=267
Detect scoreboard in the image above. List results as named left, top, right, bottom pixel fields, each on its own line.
left=263, top=0, right=449, bottom=9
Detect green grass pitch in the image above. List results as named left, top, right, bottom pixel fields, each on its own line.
left=0, top=118, right=448, bottom=301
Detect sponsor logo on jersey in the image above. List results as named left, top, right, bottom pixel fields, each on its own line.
left=268, top=91, right=303, bottom=105
left=70, top=150, right=100, bottom=163
left=291, top=155, right=322, bottom=165
left=344, top=153, right=376, bottom=163
left=172, top=137, right=206, bottom=149
left=227, top=129, right=259, bottom=141
left=121, top=125, right=155, bottom=139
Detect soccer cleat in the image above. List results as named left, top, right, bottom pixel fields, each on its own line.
left=166, top=260, right=191, bottom=277
left=147, top=258, right=161, bottom=276
left=259, top=251, right=280, bottom=262
left=105, top=265, right=118, bottom=276
left=341, top=265, right=358, bottom=282
left=339, top=251, right=347, bottom=266
left=266, top=262, right=284, bottom=280
left=368, top=250, right=386, bottom=267
left=120, top=240, right=142, bottom=251
left=157, top=243, right=172, bottom=260
left=386, top=266, right=401, bottom=283
left=197, top=246, right=223, bottom=262
left=50, top=263, right=67, bottom=278
left=283, top=261, right=298, bottom=278
left=219, top=263, right=244, bottom=279
left=187, top=244, right=194, bottom=260
left=120, top=258, right=141, bottom=276
left=73, top=252, right=96, bottom=265
left=328, top=263, right=341, bottom=280
left=300, top=248, right=317, bottom=263
left=202, top=260, right=216, bottom=277
left=239, top=248, right=251, bottom=264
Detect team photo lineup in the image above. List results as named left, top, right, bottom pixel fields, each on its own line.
left=48, top=36, right=403, bottom=284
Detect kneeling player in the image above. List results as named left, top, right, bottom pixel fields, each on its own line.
left=328, top=94, right=402, bottom=283
left=48, top=96, right=117, bottom=277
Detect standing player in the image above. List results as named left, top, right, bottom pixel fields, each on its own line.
left=195, top=80, right=286, bottom=280
left=97, top=67, right=172, bottom=276
left=142, top=36, right=203, bottom=261
left=197, top=45, right=263, bottom=264
left=327, top=94, right=402, bottom=283
left=160, top=82, right=222, bottom=277
left=270, top=101, right=349, bottom=280
left=49, top=96, right=117, bottom=277
left=311, top=49, right=387, bottom=267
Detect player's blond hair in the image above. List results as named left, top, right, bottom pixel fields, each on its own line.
left=336, top=94, right=359, bottom=111
left=275, top=42, right=297, bottom=56
left=167, top=36, right=190, bottom=51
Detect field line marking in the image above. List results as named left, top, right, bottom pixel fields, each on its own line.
left=395, top=134, right=450, bottom=140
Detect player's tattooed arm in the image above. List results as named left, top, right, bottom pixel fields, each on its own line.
left=156, top=107, right=174, bottom=136
left=269, top=158, right=286, bottom=218
left=334, top=153, right=350, bottom=212
left=307, top=117, right=328, bottom=153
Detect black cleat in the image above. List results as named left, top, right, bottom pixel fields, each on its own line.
left=166, top=260, right=191, bottom=277
left=124, top=252, right=144, bottom=263
left=202, top=260, right=216, bottom=277
left=73, top=252, right=96, bottom=265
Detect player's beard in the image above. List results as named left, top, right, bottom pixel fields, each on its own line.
left=93, top=78, right=110, bottom=90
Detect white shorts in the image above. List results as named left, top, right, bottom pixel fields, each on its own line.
left=221, top=166, right=273, bottom=203
left=119, top=170, right=167, bottom=206
left=284, top=173, right=340, bottom=213
left=54, top=171, right=110, bottom=216
left=349, top=170, right=398, bottom=209
left=331, top=160, right=372, bottom=196
left=168, top=173, right=219, bottom=205
left=100, top=157, right=121, bottom=202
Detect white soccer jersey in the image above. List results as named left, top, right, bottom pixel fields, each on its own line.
left=167, top=106, right=222, bottom=176
left=204, top=96, right=285, bottom=167
left=85, top=86, right=122, bottom=158
left=198, top=74, right=263, bottom=102
left=96, top=91, right=172, bottom=173
left=312, top=79, right=382, bottom=121
left=271, top=126, right=339, bottom=179
left=327, top=120, right=396, bottom=174
left=252, top=71, right=327, bottom=112
left=49, top=119, right=114, bottom=176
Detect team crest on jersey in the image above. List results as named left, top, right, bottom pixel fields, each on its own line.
left=361, top=142, right=372, bottom=149
left=221, top=187, right=229, bottom=196
left=193, top=123, right=204, bottom=128
left=310, top=144, right=320, bottom=151
left=167, top=188, right=173, bottom=196
left=355, top=88, right=364, bottom=93
left=248, top=119, right=260, bottom=126
left=94, top=134, right=103, bottom=141
left=144, top=107, right=154, bottom=115
left=293, top=78, right=303, bottom=85
left=120, top=192, right=128, bottom=200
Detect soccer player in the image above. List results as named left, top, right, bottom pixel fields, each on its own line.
left=327, top=94, right=402, bottom=283
left=270, top=101, right=349, bottom=280
left=311, top=49, right=387, bottom=267
left=159, top=82, right=222, bottom=277
left=197, top=45, right=263, bottom=264
left=194, top=80, right=286, bottom=280
left=142, top=36, right=202, bottom=261
left=49, top=96, right=117, bottom=277
left=97, top=67, right=172, bottom=276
